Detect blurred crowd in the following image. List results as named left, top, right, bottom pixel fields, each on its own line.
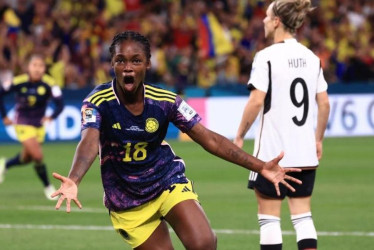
left=1, top=0, right=374, bottom=94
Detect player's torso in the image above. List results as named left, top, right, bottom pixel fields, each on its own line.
left=101, top=97, right=170, bottom=164
left=14, top=81, right=51, bottom=107
left=88, top=83, right=188, bottom=210
left=12, top=80, right=52, bottom=125
left=256, top=40, right=320, bottom=166
left=89, top=83, right=177, bottom=170
left=265, top=40, right=320, bottom=113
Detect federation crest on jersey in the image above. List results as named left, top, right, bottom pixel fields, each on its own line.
left=82, top=107, right=97, bottom=123
left=37, top=86, right=46, bottom=95
left=145, top=118, right=159, bottom=133
left=177, top=100, right=196, bottom=121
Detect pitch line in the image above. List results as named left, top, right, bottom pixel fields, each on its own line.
left=0, top=205, right=106, bottom=213
left=0, top=224, right=373, bottom=237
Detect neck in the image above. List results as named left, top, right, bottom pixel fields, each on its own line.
left=114, top=80, right=145, bottom=115
left=273, top=29, right=294, bottom=43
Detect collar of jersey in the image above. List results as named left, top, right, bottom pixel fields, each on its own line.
left=283, top=38, right=297, bottom=43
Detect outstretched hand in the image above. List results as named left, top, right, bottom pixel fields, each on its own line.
left=51, top=172, right=82, bottom=213
left=260, top=152, right=302, bottom=196
left=2, top=117, right=12, bottom=126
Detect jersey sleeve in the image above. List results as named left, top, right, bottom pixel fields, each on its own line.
left=247, top=51, right=269, bottom=93
left=0, top=82, right=15, bottom=118
left=0, top=88, right=7, bottom=118
left=170, top=95, right=201, bottom=133
left=316, top=65, right=328, bottom=93
left=81, top=102, right=102, bottom=131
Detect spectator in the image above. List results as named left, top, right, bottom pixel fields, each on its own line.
left=0, top=0, right=372, bottom=91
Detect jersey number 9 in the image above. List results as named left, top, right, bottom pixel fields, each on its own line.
left=290, top=77, right=309, bottom=126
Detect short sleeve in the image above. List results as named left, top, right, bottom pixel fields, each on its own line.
left=81, top=102, right=102, bottom=131
left=51, top=85, right=62, bottom=98
left=170, top=96, right=201, bottom=133
left=317, top=66, right=328, bottom=93
left=247, top=51, right=270, bottom=93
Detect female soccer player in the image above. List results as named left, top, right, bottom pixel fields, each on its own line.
left=51, top=30, right=301, bottom=250
left=0, top=54, right=64, bottom=200
left=234, top=1, right=330, bottom=249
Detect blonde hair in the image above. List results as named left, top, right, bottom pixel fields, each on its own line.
left=272, top=0, right=314, bottom=33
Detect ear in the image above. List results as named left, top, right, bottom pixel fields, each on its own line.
left=146, top=60, right=151, bottom=70
left=273, top=16, right=281, bottom=28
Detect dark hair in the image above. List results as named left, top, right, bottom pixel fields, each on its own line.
left=109, top=31, right=151, bottom=61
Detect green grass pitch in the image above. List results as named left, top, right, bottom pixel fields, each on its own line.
left=0, top=136, right=373, bottom=249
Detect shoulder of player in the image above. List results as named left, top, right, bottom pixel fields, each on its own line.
left=84, top=81, right=114, bottom=106
left=41, top=74, right=57, bottom=86
left=144, top=83, right=177, bottom=104
left=258, top=42, right=319, bottom=62
left=253, top=46, right=275, bottom=62
left=12, top=74, right=29, bottom=85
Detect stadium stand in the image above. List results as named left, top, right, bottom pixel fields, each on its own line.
left=0, top=0, right=373, bottom=97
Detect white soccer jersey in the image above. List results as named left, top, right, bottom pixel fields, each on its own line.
left=248, top=38, right=327, bottom=167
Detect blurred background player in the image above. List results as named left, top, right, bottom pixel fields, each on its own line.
left=0, top=54, right=64, bottom=200
left=51, top=30, right=301, bottom=250
left=234, top=0, right=330, bottom=249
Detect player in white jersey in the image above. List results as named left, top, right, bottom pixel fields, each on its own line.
left=234, top=1, right=330, bottom=250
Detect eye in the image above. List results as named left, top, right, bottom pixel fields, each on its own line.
left=115, top=57, right=125, bottom=63
left=133, top=58, right=142, bottom=64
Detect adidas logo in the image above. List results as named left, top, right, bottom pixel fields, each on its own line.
left=112, top=123, right=121, bottom=129
left=182, top=186, right=191, bottom=192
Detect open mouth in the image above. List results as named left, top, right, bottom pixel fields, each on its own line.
left=124, top=75, right=135, bottom=84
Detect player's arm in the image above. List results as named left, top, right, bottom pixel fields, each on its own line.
left=50, top=96, right=64, bottom=119
left=52, top=127, right=99, bottom=212
left=43, top=86, right=64, bottom=124
left=0, top=82, right=13, bottom=125
left=234, top=88, right=266, bottom=148
left=315, top=91, right=330, bottom=160
left=187, top=123, right=302, bottom=195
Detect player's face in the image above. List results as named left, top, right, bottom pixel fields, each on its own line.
left=263, top=3, right=277, bottom=39
left=28, top=57, right=46, bottom=82
left=111, top=40, right=150, bottom=94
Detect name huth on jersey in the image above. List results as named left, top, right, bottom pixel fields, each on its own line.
left=288, top=58, right=307, bottom=68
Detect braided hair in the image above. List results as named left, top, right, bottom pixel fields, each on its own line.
left=109, top=31, right=151, bottom=62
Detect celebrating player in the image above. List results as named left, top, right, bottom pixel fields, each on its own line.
left=52, top=30, right=301, bottom=250
left=234, top=1, right=330, bottom=249
left=0, top=54, right=64, bottom=200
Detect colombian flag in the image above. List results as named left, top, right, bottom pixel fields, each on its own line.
left=198, top=13, right=233, bottom=58
left=4, top=8, right=20, bottom=41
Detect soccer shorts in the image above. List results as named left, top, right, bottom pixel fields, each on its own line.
left=110, top=180, right=199, bottom=248
left=15, top=124, right=46, bottom=143
left=248, top=169, right=316, bottom=199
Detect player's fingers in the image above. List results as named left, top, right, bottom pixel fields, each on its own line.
left=281, top=180, right=296, bottom=192
left=278, top=151, right=284, bottom=160
left=66, top=199, right=71, bottom=213
left=50, top=190, right=60, bottom=198
left=285, top=175, right=302, bottom=185
left=274, top=183, right=281, bottom=196
left=284, top=167, right=302, bottom=173
left=273, top=151, right=284, bottom=164
left=52, top=172, right=65, bottom=181
left=73, top=198, right=82, bottom=209
left=55, top=196, right=64, bottom=210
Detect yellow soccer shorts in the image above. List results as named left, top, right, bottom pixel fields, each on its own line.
left=15, top=125, right=46, bottom=143
left=110, top=180, right=198, bottom=248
